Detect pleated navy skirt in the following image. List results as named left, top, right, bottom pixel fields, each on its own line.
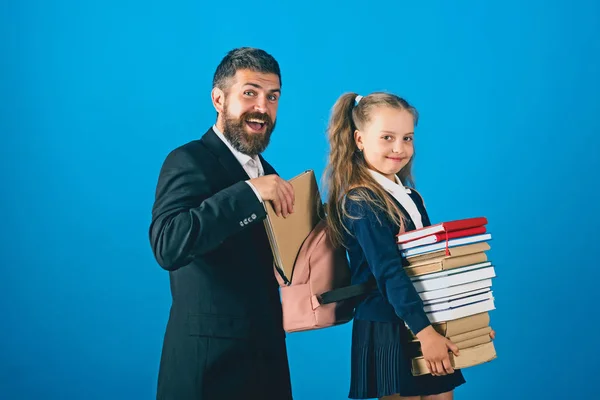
left=349, top=319, right=466, bottom=399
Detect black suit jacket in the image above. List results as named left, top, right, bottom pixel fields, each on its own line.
left=149, top=128, right=292, bottom=400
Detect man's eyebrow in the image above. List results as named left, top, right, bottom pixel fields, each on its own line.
left=243, top=82, right=281, bottom=93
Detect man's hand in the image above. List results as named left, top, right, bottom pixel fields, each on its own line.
left=249, top=175, right=295, bottom=217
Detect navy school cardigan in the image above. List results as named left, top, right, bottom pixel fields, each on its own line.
left=342, top=187, right=433, bottom=335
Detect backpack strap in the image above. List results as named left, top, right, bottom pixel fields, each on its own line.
left=318, top=279, right=377, bottom=305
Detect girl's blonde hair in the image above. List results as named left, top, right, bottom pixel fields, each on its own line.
left=323, top=92, right=419, bottom=247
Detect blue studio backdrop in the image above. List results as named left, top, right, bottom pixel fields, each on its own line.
left=2, top=0, right=599, bottom=399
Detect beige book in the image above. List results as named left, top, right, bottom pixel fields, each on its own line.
left=434, top=311, right=491, bottom=336
left=449, top=326, right=492, bottom=343
left=409, top=312, right=490, bottom=340
left=405, top=252, right=488, bottom=277
left=406, top=242, right=490, bottom=264
left=453, top=333, right=492, bottom=349
left=411, top=326, right=492, bottom=344
left=411, top=342, right=497, bottom=376
left=411, top=332, right=492, bottom=355
left=263, top=170, right=322, bottom=282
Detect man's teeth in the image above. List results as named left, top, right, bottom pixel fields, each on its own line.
left=247, top=118, right=265, bottom=124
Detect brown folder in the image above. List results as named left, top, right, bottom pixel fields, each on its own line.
left=263, top=170, right=323, bottom=282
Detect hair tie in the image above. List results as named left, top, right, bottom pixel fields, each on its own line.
left=354, top=95, right=363, bottom=106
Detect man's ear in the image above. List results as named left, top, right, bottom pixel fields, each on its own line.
left=211, top=87, right=225, bottom=114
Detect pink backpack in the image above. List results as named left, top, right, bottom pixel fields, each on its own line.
left=274, top=219, right=375, bottom=333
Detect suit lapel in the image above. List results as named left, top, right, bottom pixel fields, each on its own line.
left=201, top=128, right=251, bottom=184
left=258, top=154, right=277, bottom=176
left=199, top=127, right=275, bottom=266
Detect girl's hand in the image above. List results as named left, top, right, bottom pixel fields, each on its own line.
left=490, top=329, right=496, bottom=340
left=416, top=326, right=459, bottom=376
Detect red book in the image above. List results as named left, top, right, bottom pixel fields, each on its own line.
left=397, top=226, right=487, bottom=250
left=396, top=217, right=488, bottom=244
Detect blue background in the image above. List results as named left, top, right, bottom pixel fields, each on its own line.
left=2, top=0, right=599, bottom=399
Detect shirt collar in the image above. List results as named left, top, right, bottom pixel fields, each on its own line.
left=212, top=124, right=256, bottom=167
left=368, top=169, right=411, bottom=194
left=368, top=169, right=423, bottom=229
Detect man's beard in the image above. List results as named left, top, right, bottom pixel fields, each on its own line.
left=222, top=107, right=276, bottom=157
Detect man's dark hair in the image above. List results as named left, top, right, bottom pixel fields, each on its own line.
left=212, top=47, right=281, bottom=90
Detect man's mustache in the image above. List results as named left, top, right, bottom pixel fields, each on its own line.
left=242, top=111, right=273, bottom=127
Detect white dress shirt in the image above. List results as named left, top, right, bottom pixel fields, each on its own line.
left=368, top=169, right=423, bottom=229
left=213, top=125, right=264, bottom=203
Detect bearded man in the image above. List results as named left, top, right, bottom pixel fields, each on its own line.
left=149, top=47, right=295, bottom=400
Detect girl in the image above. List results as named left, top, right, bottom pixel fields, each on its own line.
left=324, top=92, right=466, bottom=400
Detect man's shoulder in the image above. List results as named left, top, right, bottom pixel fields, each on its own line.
left=170, top=139, right=205, bottom=156
left=163, top=129, right=217, bottom=164
left=160, top=139, right=205, bottom=167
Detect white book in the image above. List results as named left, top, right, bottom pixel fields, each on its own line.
left=411, top=264, right=496, bottom=293
left=418, top=279, right=493, bottom=302
left=411, top=262, right=491, bottom=281
left=423, top=287, right=492, bottom=307
left=401, top=234, right=492, bottom=257
left=426, top=297, right=496, bottom=323
left=398, top=234, right=444, bottom=250
left=398, top=232, right=487, bottom=250
left=423, top=290, right=493, bottom=312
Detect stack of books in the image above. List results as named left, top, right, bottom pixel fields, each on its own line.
left=396, top=217, right=497, bottom=376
